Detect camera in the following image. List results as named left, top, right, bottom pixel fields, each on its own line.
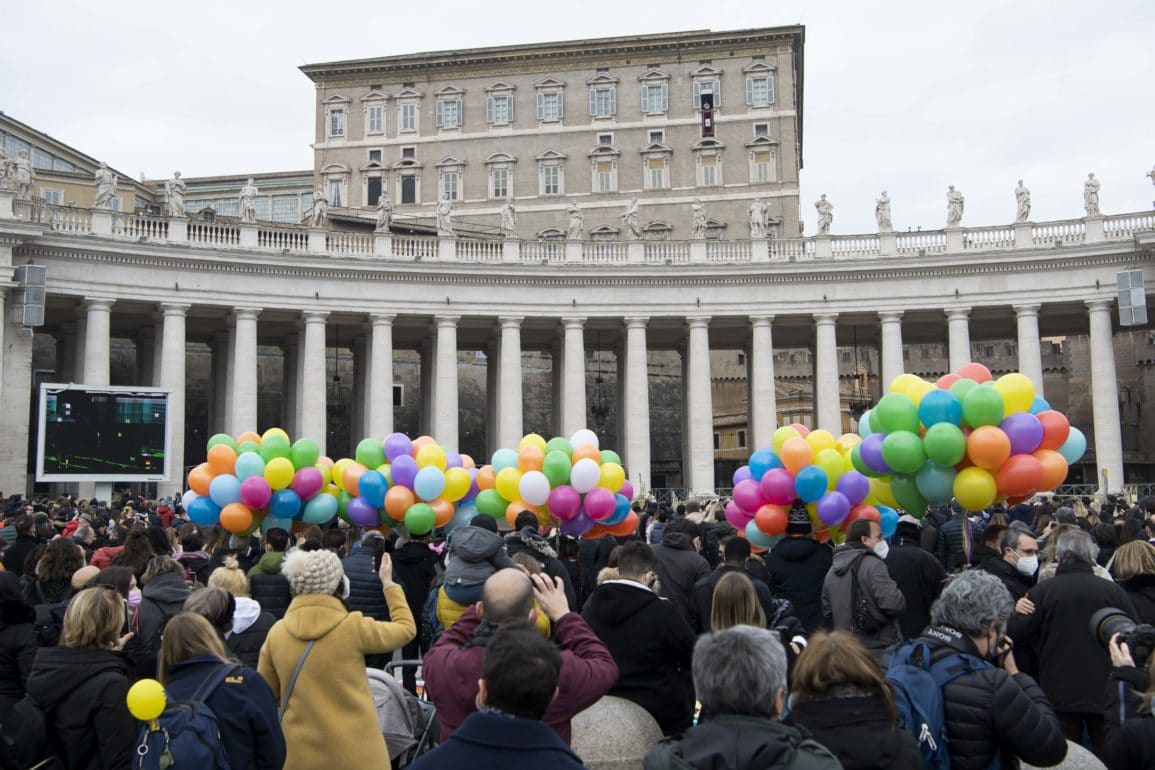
left=1090, top=607, right=1155, bottom=667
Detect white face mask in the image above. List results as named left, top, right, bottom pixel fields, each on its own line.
left=873, top=541, right=890, bottom=560
left=1016, top=555, right=1039, bottom=576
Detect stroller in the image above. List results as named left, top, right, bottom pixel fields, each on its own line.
left=367, top=661, right=439, bottom=768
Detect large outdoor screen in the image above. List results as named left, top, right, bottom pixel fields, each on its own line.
left=36, top=384, right=171, bottom=482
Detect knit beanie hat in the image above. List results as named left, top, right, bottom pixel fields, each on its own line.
left=786, top=503, right=812, bottom=534
left=282, top=548, right=345, bottom=596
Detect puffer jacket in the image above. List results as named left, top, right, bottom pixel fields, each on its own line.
left=226, top=596, right=277, bottom=669
left=788, top=692, right=921, bottom=769
left=916, top=625, right=1067, bottom=770
left=651, top=532, right=711, bottom=626
left=935, top=514, right=976, bottom=572
left=443, top=526, right=514, bottom=589
left=0, top=597, right=37, bottom=713
left=765, top=536, right=833, bottom=633
left=342, top=549, right=389, bottom=621
left=249, top=572, right=292, bottom=620
left=1103, top=665, right=1155, bottom=770
left=821, top=544, right=905, bottom=661
left=644, top=714, right=841, bottom=770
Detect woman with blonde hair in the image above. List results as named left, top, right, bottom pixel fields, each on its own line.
left=1109, top=540, right=1155, bottom=624
left=788, top=630, right=921, bottom=769
left=208, top=556, right=276, bottom=667
left=709, top=571, right=766, bottom=632
left=157, top=612, right=284, bottom=770
left=24, top=585, right=137, bottom=769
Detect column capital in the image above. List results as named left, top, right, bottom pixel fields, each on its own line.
left=685, top=315, right=711, bottom=330
left=814, top=312, right=838, bottom=325
left=498, top=316, right=524, bottom=328
left=434, top=314, right=460, bottom=328
left=1085, top=298, right=1114, bottom=313
left=84, top=297, right=115, bottom=312
left=561, top=316, right=587, bottom=330
left=231, top=307, right=262, bottom=322
left=1013, top=304, right=1041, bottom=317
left=878, top=311, right=904, bottom=323
left=749, top=315, right=775, bottom=327
left=945, top=307, right=971, bottom=321
left=369, top=313, right=396, bottom=327
left=160, top=303, right=190, bottom=317
left=624, top=316, right=649, bottom=329
left=301, top=310, right=329, bottom=324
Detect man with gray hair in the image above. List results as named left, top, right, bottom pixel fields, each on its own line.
left=1009, top=528, right=1137, bottom=761
left=644, top=625, right=840, bottom=770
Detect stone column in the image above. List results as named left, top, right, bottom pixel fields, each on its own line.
left=210, top=332, right=231, bottom=434
left=0, top=295, right=34, bottom=495
left=158, top=303, right=189, bottom=498
left=561, top=317, right=587, bottom=437
left=281, top=334, right=299, bottom=436
left=229, top=308, right=261, bottom=436
left=1086, top=300, right=1123, bottom=492
left=82, top=298, right=114, bottom=385
left=497, top=316, right=524, bottom=449
left=1014, top=304, right=1044, bottom=397
left=814, top=313, right=841, bottom=435
left=419, top=339, right=434, bottom=437
left=433, top=315, right=460, bottom=450
left=749, top=316, right=777, bottom=451
left=137, top=327, right=157, bottom=387
left=624, top=317, right=651, bottom=492
left=300, top=311, right=329, bottom=455
left=685, top=316, right=715, bottom=495
left=550, top=339, right=564, bottom=438
left=368, top=314, right=395, bottom=439
left=946, top=308, right=972, bottom=373
left=879, top=311, right=905, bottom=390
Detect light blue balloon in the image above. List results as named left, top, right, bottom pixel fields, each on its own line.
left=413, top=466, right=447, bottom=501
left=1028, top=396, right=1052, bottom=415
left=234, top=451, right=266, bottom=481
left=268, top=489, right=302, bottom=519
left=445, top=503, right=479, bottom=533
left=209, top=474, right=242, bottom=507
left=794, top=466, right=829, bottom=503
left=858, top=409, right=875, bottom=439
left=748, top=450, right=782, bottom=481
left=260, top=515, right=295, bottom=535
left=301, top=494, right=338, bottom=525
left=918, top=389, right=963, bottom=428
left=1058, top=426, right=1087, bottom=465
left=878, top=505, right=900, bottom=539
left=491, top=448, right=518, bottom=472
left=745, top=519, right=782, bottom=550
left=915, top=461, right=957, bottom=505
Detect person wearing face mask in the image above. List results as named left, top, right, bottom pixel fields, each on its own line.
left=822, top=518, right=906, bottom=665
left=976, top=525, right=1039, bottom=604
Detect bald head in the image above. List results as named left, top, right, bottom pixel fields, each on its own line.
left=71, top=565, right=101, bottom=591
left=481, top=568, right=534, bottom=624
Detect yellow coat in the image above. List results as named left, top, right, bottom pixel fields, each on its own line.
left=258, top=583, right=416, bottom=770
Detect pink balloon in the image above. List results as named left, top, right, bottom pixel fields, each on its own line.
left=760, top=468, right=797, bottom=506
left=618, top=480, right=634, bottom=501
left=290, top=467, right=324, bottom=500
left=583, top=487, right=616, bottom=521
left=732, top=479, right=765, bottom=513
left=725, top=500, right=754, bottom=529
left=548, top=485, right=582, bottom=521
left=239, top=476, right=272, bottom=510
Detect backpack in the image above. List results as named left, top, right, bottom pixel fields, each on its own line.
left=885, top=641, right=991, bottom=770
left=133, top=664, right=238, bottom=770
left=0, top=695, right=49, bottom=770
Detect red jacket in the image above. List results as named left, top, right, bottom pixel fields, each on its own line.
left=423, top=605, right=618, bottom=745
left=89, top=545, right=124, bottom=569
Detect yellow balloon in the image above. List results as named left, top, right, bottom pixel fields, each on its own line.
left=994, top=373, right=1035, bottom=415
left=805, top=429, right=837, bottom=454
left=495, top=467, right=523, bottom=503
left=814, top=449, right=844, bottom=488
left=325, top=483, right=340, bottom=498
left=598, top=462, right=626, bottom=493
left=835, top=433, right=863, bottom=455
left=870, top=477, right=898, bottom=509
left=771, top=426, right=801, bottom=455
left=262, top=427, right=290, bottom=443
left=331, top=459, right=353, bottom=491
left=443, top=467, right=472, bottom=502
left=906, top=380, right=936, bottom=406
left=954, top=467, right=998, bottom=511
left=518, top=433, right=548, bottom=452
left=376, top=464, right=392, bottom=485
left=127, top=678, right=167, bottom=721
left=889, top=373, right=921, bottom=395
left=314, top=462, right=332, bottom=487
left=264, top=457, right=295, bottom=491
left=415, top=443, right=448, bottom=471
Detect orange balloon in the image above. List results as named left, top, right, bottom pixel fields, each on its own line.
left=754, top=504, right=789, bottom=536
left=476, top=466, right=497, bottom=491
left=188, top=463, right=214, bottom=497
left=316, top=456, right=335, bottom=469
left=606, top=511, right=639, bottom=537
left=430, top=499, right=455, bottom=527
left=966, top=426, right=1012, bottom=470
left=220, top=502, right=254, bottom=534
left=518, top=445, right=545, bottom=472
left=957, top=362, right=992, bottom=383
left=411, top=436, right=436, bottom=455
left=585, top=524, right=609, bottom=539
left=780, top=437, right=814, bottom=476
left=207, top=444, right=237, bottom=475
left=1033, top=449, right=1069, bottom=490
left=343, top=463, right=368, bottom=498
left=384, top=486, right=416, bottom=521
left=459, top=454, right=476, bottom=470
left=235, top=431, right=261, bottom=446
left=572, top=445, right=601, bottom=464
left=506, top=500, right=537, bottom=529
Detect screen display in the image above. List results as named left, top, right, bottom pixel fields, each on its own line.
left=37, top=386, right=170, bottom=480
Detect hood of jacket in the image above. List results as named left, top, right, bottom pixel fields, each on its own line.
left=1124, top=572, right=1155, bottom=596
left=232, top=596, right=263, bottom=635
left=584, top=581, right=660, bottom=626
left=658, top=531, right=694, bottom=551
left=451, top=526, right=507, bottom=563
left=253, top=551, right=284, bottom=573
left=506, top=528, right=557, bottom=559
left=142, top=572, right=190, bottom=609
left=771, top=536, right=826, bottom=562
left=680, top=714, right=805, bottom=770
left=831, top=543, right=872, bottom=575
left=393, top=540, right=436, bottom=566
left=26, top=647, right=129, bottom=710
left=280, top=593, right=349, bottom=641
left=892, top=522, right=923, bottom=546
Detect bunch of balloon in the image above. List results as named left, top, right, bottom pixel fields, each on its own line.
left=470, top=429, right=638, bottom=539
left=854, top=362, right=1085, bottom=515
left=183, top=429, right=338, bottom=535
left=727, top=423, right=894, bottom=552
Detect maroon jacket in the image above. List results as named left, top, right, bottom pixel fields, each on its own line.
left=423, top=605, right=618, bottom=745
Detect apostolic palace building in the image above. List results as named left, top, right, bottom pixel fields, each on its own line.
left=0, top=26, right=1153, bottom=502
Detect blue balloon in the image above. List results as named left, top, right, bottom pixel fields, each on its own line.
left=268, top=489, right=302, bottom=519
left=878, top=505, right=900, bottom=539
left=234, top=451, right=266, bottom=481
left=1028, top=396, right=1052, bottom=415
left=445, top=503, right=479, bottom=533
left=358, top=470, right=388, bottom=509
left=858, top=409, right=875, bottom=438
left=491, top=448, right=518, bottom=472
left=915, top=461, right=957, bottom=505
left=260, top=515, right=295, bottom=535
left=301, top=494, right=338, bottom=525
left=209, top=474, right=242, bottom=507
left=745, top=519, right=782, bottom=550
left=1058, top=426, right=1087, bottom=465
left=603, top=494, right=631, bottom=526
left=413, top=466, right=446, bottom=501
left=187, top=495, right=222, bottom=526
left=794, top=466, right=829, bottom=503
left=748, top=450, right=782, bottom=481
left=918, top=389, right=963, bottom=428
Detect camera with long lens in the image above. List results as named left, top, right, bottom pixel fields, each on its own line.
left=1090, top=607, right=1155, bottom=667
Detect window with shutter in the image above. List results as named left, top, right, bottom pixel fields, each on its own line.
left=435, top=100, right=444, bottom=128
left=536, top=92, right=544, bottom=120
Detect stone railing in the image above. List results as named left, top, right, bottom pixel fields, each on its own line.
left=114, top=213, right=169, bottom=241
left=12, top=201, right=92, bottom=234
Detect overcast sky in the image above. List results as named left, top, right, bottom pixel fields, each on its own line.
left=3, top=0, right=1153, bottom=233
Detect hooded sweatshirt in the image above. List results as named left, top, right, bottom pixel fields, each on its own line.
left=443, top=527, right=515, bottom=589
left=136, top=572, right=191, bottom=675
left=226, top=596, right=277, bottom=669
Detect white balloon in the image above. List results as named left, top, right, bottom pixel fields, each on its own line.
left=518, top=470, right=551, bottom=506
left=570, top=458, right=601, bottom=494
left=570, top=428, right=600, bottom=450
left=181, top=489, right=199, bottom=510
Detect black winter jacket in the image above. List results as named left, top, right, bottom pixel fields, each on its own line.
left=249, top=572, right=292, bottom=620
left=690, top=564, right=790, bottom=634
left=976, top=554, right=1035, bottom=601
left=916, top=625, right=1067, bottom=770
left=650, top=532, right=711, bottom=626
left=765, top=536, right=833, bottom=633
left=343, top=548, right=390, bottom=621
left=1122, top=572, right=1155, bottom=625
left=0, top=598, right=37, bottom=713
left=24, top=646, right=137, bottom=770
left=583, top=580, right=697, bottom=735
left=137, top=572, right=191, bottom=675
left=225, top=597, right=277, bottom=669
left=392, top=540, right=440, bottom=633
left=4, top=534, right=42, bottom=577
left=788, top=693, right=921, bottom=770
left=1102, top=664, right=1155, bottom=770
left=935, top=514, right=976, bottom=572
left=885, top=526, right=947, bottom=639
left=644, top=714, right=841, bottom=770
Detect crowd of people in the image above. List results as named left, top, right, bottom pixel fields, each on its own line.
left=0, top=491, right=1154, bottom=769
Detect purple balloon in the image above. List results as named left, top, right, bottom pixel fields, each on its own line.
left=860, top=433, right=892, bottom=475
left=836, top=470, right=871, bottom=506
left=444, top=450, right=464, bottom=469
left=732, top=466, right=753, bottom=486
left=1001, top=412, right=1044, bottom=455
left=560, top=512, right=595, bottom=537
left=460, top=468, right=480, bottom=504
left=816, top=491, right=851, bottom=526
left=290, top=467, right=324, bottom=500
left=548, top=485, right=582, bottom=521
left=347, top=496, right=380, bottom=527
left=618, top=480, right=634, bottom=501
left=390, top=455, right=418, bottom=489
left=383, top=432, right=413, bottom=463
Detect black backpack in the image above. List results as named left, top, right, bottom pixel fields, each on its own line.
left=0, top=671, right=123, bottom=770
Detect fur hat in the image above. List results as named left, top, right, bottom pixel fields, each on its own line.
left=282, top=548, right=345, bottom=596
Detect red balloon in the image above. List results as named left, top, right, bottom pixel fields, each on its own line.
left=996, top=455, right=1045, bottom=498
left=1036, top=410, right=1071, bottom=451
left=936, top=373, right=961, bottom=390
left=846, top=503, right=881, bottom=526
left=957, top=362, right=993, bottom=383
left=754, top=504, right=789, bottom=536
left=606, top=512, right=639, bottom=537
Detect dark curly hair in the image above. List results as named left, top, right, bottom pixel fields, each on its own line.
left=37, top=538, right=85, bottom=583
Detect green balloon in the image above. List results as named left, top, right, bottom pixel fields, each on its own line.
left=405, top=503, right=436, bottom=536
left=949, top=378, right=979, bottom=403
left=599, top=449, right=622, bottom=466
left=923, top=423, right=967, bottom=467
left=289, top=438, right=320, bottom=470
left=962, top=387, right=1005, bottom=428
left=354, top=438, right=386, bottom=469
left=207, top=433, right=237, bottom=452
left=891, top=473, right=929, bottom=516
left=875, top=393, right=920, bottom=434
left=237, top=440, right=260, bottom=455
left=474, top=489, right=508, bottom=519
left=851, top=445, right=881, bottom=478
left=881, top=430, right=927, bottom=474
left=542, top=450, right=573, bottom=487
left=869, top=409, right=883, bottom=434
left=259, top=434, right=291, bottom=462
left=337, top=491, right=352, bottom=516
left=545, top=437, right=574, bottom=457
